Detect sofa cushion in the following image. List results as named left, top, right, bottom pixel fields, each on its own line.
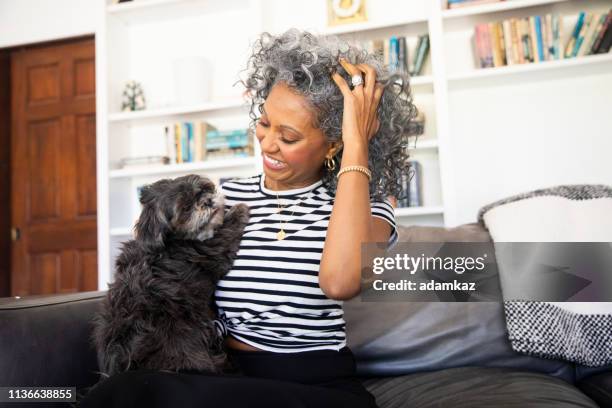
left=577, top=372, right=612, bottom=408
left=397, top=223, right=491, bottom=243
left=344, top=224, right=575, bottom=382
left=362, top=367, right=599, bottom=408
left=0, top=291, right=104, bottom=394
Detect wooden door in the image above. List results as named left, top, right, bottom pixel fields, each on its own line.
left=11, top=38, right=97, bottom=296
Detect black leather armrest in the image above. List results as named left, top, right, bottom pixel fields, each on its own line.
left=0, top=291, right=105, bottom=390
left=577, top=371, right=612, bottom=408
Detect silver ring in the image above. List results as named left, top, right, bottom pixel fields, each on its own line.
left=351, top=74, right=364, bottom=87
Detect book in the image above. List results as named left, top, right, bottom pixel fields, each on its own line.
left=194, top=121, right=203, bottom=161
left=397, top=171, right=410, bottom=208
left=199, top=121, right=216, bottom=161
left=579, top=13, right=604, bottom=57
left=564, top=11, right=586, bottom=58
left=389, top=37, right=399, bottom=71
left=521, top=18, right=533, bottom=63
left=529, top=16, right=540, bottom=63
left=511, top=18, right=524, bottom=64
left=119, top=156, right=170, bottom=169
left=544, top=14, right=553, bottom=60
left=410, top=35, right=424, bottom=74
left=383, top=39, right=390, bottom=67
left=497, top=22, right=507, bottom=66
left=591, top=10, right=611, bottom=53
left=174, top=123, right=182, bottom=164
left=447, top=0, right=502, bottom=9
left=413, top=35, right=430, bottom=75
left=597, top=23, right=612, bottom=53
left=474, top=24, right=484, bottom=68
left=407, top=161, right=421, bottom=207
left=572, top=13, right=594, bottom=57
left=552, top=14, right=561, bottom=60
left=535, top=15, right=545, bottom=62
left=182, top=123, right=190, bottom=163
left=502, top=20, right=514, bottom=65
left=490, top=22, right=502, bottom=67
left=483, top=23, right=494, bottom=67
left=398, top=37, right=408, bottom=74
left=187, top=122, right=194, bottom=163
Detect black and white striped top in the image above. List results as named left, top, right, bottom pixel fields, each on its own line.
left=214, top=173, right=397, bottom=353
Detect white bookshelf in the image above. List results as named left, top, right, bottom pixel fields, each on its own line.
left=108, top=98, right=247, bottom=123
left=109, top=156, right=258, bottom=178
left=447, top=51, right=612, bottom=82
left=319, top=15, right=428, bottom=36
left=96, top=0, right=612, bottom=289
left=441, top=0, right=570, bottom=19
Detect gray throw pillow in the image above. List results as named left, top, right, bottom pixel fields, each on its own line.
left=344, top=224, right=575, bottom=382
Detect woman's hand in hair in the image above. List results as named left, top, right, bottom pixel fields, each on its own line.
left=331, top=58, right=383, bottom=149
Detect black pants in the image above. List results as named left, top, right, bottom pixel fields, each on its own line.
left=78, top=347, right=378, bottom=408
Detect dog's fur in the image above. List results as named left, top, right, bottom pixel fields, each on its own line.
left=93, top=174, right=249, bottom=377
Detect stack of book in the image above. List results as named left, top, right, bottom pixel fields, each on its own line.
left=474, top=9, right=612, bottom=68
left=164, top=122, right=253, bottom=164
left=205, top=129, right=254, bottom=160
left=446, top=0, right=503, bottom=9
left=397, top=161, right=422, bottom=208
left=360, top=35, right=430, bottom=76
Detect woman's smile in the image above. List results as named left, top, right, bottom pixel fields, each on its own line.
left=262, top=153, right=287, bottom=171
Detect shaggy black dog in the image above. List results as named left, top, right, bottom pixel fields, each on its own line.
left=93, top=174, right=249, bottom=378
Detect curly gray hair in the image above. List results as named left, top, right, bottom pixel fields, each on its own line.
left=239, top=28, right=422, bottom=201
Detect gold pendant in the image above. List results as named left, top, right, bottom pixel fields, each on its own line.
left=277, top=230, right=286, bottom=240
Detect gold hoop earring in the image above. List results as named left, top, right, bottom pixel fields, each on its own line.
left=325, top=157, right=336, bottom=171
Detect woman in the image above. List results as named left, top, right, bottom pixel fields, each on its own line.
left=81, top=29, right=419, bottom=408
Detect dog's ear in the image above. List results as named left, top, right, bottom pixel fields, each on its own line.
left=139, top=184, right=156, bottom=206
left=134, top=204, right=169, bottom=246
left=135, top=180, right=171, bottom=246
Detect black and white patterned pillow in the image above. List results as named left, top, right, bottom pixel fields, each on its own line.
left=479, top=185, right=612, bottom=367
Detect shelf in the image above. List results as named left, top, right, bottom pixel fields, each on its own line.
left=441, top=0, right=569, bottom=19
left=110, top=227, right=133, bottom=237
left=395, top=206, right=445, bottom=217
left=447, top=52, right=612, bottom=83
left=107, top=0, right=250, bottom=25
left=109, top=156, right=257, bottom=179
left=319, top=16, right=428, bottom=36
left=108, top=99, right=247, bottom=123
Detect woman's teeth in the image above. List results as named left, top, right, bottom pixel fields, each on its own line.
left=263, top=154, right=287, bottom=170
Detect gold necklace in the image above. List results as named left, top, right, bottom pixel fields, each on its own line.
left=275, top=192, right=309, bottom=240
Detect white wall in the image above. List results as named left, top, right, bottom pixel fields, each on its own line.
left=0, top=0, right=97, bottom=48
left=448, top=68, right=612, bottom=225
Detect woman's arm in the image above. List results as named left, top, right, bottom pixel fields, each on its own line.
left=319, top=60, right=389, bottom=301
left=319, top=144, right=391, bottom=300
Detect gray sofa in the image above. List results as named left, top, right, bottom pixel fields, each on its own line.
left=1, top=224, right=610, bottom=407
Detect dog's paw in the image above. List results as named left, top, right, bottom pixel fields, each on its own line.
left=228, top=203, right=250, bottom=224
